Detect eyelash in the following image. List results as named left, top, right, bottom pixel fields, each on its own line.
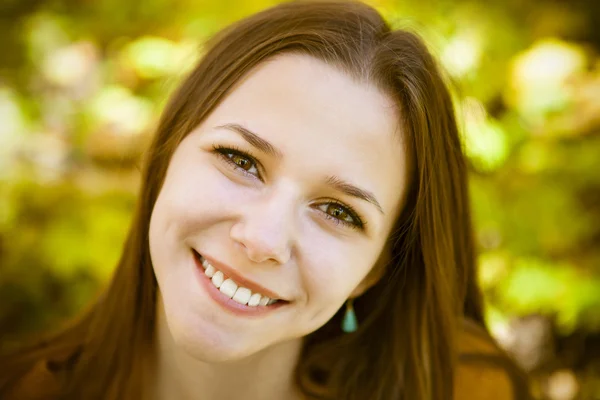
left=212, top=144, right=261, bottom=180
left=211, top=144, right=366, bottom=231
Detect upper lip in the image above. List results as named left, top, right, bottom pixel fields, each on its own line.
left=194, top=250, right=288, bottom=301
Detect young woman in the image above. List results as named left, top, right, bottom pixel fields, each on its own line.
left=0, top=1, right=531, bottom=399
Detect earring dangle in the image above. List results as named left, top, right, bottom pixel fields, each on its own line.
left=341, top=299, right=358, bottom=333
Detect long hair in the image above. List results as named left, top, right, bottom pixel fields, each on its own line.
left=1, top=1, right=489, bottom=399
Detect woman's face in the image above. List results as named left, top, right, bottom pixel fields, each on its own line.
left=149, top=53, right=407, bottom=361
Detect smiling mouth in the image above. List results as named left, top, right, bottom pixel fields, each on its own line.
left=192, top=250, right=286, bottom=308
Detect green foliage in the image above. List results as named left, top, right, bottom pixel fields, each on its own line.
left=0, top=178, right=134, bottom=336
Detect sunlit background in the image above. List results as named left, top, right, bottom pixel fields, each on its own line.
left=1, top=0, right=599, bottom=398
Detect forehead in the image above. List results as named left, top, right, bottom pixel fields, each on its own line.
left=204, top=53, right=407, bottom=220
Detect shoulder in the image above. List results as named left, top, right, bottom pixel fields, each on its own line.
left=1, top=358, right=62, bottom=400
left=0, top=344, right=81, bottom=400
left=454, top=319, right=532, bottom=400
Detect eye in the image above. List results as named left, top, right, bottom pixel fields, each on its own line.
left=212, top=144, right=261, bottom=180
left=316, top=201, right=365, bottom=231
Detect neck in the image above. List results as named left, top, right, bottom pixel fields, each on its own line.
left=147, top=301, right=304, bottom=400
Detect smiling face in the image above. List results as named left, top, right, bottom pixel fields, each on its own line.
left=148, top=53, right=408, bottom=362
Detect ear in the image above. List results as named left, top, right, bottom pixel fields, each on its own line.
left=349, top=240, right=393, bottom=298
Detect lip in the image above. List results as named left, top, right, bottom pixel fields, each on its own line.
left=191, top=250, right=289, bottom=317
left=194, top=250, right=286, bottom=300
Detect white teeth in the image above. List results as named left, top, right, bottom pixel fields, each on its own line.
left=232, top=287, right=252, bottom=305
left=258, top=296, right=270, bottom=306
left=247, top=293, right=262, bottom=307
left=219, top=279, right=238, bottom=298
left=211, top=271, right=224, bottom=288
left=201, top=256, right=281, bottom=306
left=204, top=265, right=216, bottom=278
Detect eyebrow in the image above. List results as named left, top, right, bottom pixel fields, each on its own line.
left=325, top=175, right=385, bottom=215
left=216, top=122, right=384, bottom=215
left=216, top=123, right=283, bottom=159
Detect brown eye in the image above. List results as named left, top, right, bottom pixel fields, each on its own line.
left=231, top=154, right=253, bottom=171
left=316, top=202, right=364, bottom=230
left=328, top=204, right=350, bottom=221
left=212, top=145, right=261, bottom=179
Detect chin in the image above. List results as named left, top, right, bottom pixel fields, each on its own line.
left=162, top=303, right=263, bottom=363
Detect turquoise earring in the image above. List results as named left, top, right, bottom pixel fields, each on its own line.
left=341, top=299, right=358, bottom=333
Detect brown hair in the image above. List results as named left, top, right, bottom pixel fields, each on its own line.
left=1, top=1, right=518, bottom=399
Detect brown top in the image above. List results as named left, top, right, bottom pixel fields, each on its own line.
left=455, top=320, right=529, bottom=400
left=3, top=360, right=63, bottom=400
left=2, top=323, right=529, bottom=400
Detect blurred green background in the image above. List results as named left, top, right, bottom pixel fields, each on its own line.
left=1, top=0, right=599, bottom=398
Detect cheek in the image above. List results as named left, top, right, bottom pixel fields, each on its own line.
left=151, top=161, right=245, bottom=236
left=296, top=247, right=375, bottom=333
left=301, top=238, right=374, bottom=306
left=148, top=160, right=218, bottom=271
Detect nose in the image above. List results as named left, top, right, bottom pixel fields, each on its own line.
left=229, top=190, right=295, bottom=265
